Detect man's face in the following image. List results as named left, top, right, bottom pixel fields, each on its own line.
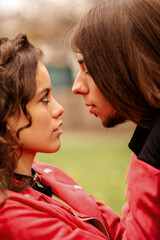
left=72, top=53, right=125, bottom=128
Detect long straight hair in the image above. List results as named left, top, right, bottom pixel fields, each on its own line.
left=71, top=0, right=160, bottom=127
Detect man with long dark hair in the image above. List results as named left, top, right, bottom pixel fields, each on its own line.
left=71, top=0, right=160, bottom=239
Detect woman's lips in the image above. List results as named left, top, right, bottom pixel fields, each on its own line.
left=53, top=128, right=63, bottom=135
left=53, top=121, right=63, bottom=135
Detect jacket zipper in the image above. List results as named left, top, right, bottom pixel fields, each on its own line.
left=71, top=210, right=111, bottom=240
left=41, top=196, right=111, bottom=240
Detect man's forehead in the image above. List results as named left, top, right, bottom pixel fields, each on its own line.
left=76, top=53, right=85, bottom=64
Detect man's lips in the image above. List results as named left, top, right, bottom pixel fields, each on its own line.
left=85, top=104, right=96, bottom=114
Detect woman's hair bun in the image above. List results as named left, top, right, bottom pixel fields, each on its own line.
left=0, top=33, right=30, bottom=66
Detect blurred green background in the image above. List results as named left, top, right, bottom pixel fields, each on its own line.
left=36, top=129, right=133, bottom=216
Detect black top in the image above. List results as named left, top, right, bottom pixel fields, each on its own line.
left=129, top=118, right=160, bottom=169
left=33, top=181, right=52, bottom=197
left=14, top=168, right=53, bottom=197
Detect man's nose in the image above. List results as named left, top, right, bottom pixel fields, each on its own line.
left=72, top=75, right=88, bottom=95
left=72, top=79, right=80, bottom=94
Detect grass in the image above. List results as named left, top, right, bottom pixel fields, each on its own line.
left=36, top=130, right=132, bottom=216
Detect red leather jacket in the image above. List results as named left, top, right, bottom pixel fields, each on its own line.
left=0, top=154, right=159, bottom=240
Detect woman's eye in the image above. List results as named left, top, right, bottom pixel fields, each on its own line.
left=41, top=94, right=50, bottom=103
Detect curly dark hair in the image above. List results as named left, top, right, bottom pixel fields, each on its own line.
left=71, top=0, right=160, bottom=128
left=0, top=33, right=43, bottom=196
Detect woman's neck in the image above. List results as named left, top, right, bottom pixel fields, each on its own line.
left=14, top=150, right=36, bottom=176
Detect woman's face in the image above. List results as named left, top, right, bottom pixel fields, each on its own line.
left=8, top=62, right=64, bottom=154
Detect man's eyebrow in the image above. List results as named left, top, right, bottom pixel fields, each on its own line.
left=78, top=59, right=84, bottom=64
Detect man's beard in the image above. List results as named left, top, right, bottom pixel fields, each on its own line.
left=102, top=112, right=126, bottom=128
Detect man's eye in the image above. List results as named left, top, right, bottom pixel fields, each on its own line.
left=84, top=69, right=90, bottom=76
left=84, top=66, right=90, bottom=75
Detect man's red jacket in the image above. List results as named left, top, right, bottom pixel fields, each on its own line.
left=0, top=153, right=159, bottom=239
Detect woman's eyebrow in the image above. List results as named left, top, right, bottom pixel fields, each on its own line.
left=36, top=87, right=51, bottom=97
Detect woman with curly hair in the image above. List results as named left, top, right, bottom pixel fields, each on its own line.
left=0, top=33, right=111, bottom=240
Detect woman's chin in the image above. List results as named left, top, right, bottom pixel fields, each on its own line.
left=39, top=142, right=62, bottom=154
left=50, top=142, right=61, bottom=153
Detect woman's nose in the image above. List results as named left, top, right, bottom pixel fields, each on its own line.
left=51, top=100, right=64, bottom=118
left=58, top=104, right=64, bottom=117
left=72, top=74, right=88, bottom=95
